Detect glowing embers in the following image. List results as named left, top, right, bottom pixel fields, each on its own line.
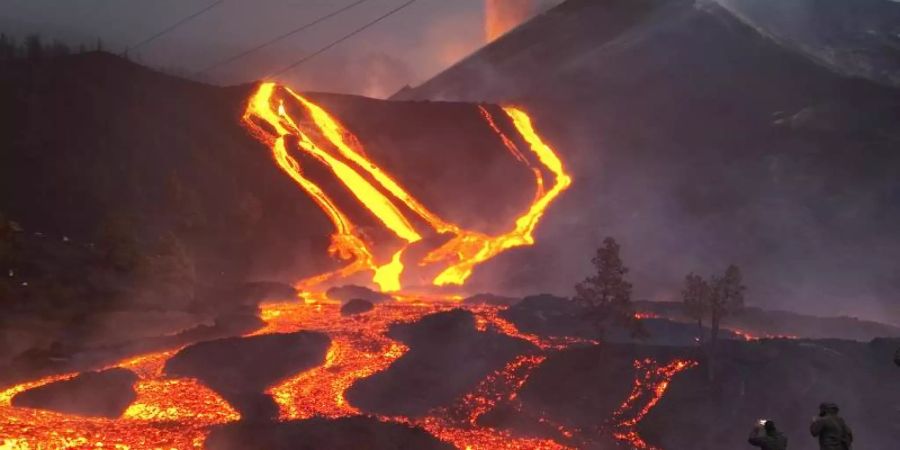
left=0, top=298, right=698, bottom=449
left=0, top=348, right=238, bottom=449
left=611, top=358, right=698, bottom=449
left=242, top=83, right=571, bottom=292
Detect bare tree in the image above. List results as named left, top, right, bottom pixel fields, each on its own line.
left=708, top=264, right=746, bottom=380
left=574, top=237, right=645, bottom=338
left=681, top=273, right=710, bottom=344
left=709, top=265, right=745, bottom=348
left=681, top=265, right=746, bottom=381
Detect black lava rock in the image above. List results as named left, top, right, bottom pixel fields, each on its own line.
left=345, top=309, right=535, bottom=417
left=326, top=284, right=391, bottom=304
left=164, top=331, right=330, bottom=419
left=341, top=298, right=375, bottom=316
left=205, top=416, right=454, bottom=450
left=11, top=367, right=138, bottom=418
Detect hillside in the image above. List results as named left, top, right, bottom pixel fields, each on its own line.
left=0, top=52, right=538, bottom=366
left=394, top=0, right=900, bottom=324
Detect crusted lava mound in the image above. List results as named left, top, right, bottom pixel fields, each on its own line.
left=11, top=368, right=138, bottom=418
left=326, top=285, right=392, bottom=304
left=500, top=294, right=597, bottom=338
left=340, top=298, right=375, bottom=316
left=205, top=416, right=454, bottom=450
left=346, top=309, right=536, bottom=417
left=462, top=293, right=521, bottom=306
left=164, top=331, right=330, bottom=419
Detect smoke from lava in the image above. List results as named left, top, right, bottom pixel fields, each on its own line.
left=485, top=0, right=537, bottom=41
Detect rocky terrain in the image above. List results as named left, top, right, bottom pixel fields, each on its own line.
left=0, top=51, right=535, bottom=370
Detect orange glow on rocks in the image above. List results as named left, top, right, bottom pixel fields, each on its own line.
left=0, top=83, right=696, bottom=450
left=0, top=299, right=695, bottom=449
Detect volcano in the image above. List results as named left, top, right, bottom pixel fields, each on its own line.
left=394, top=0, right=900, bottom=324
left=2, top=1, right=900, bottom=448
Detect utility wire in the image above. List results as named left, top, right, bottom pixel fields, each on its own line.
left=271, top=0, right=417, bottom=77
left=196, top=0, right=375, bottom=75
left=127, top=0, right=224, bottom=53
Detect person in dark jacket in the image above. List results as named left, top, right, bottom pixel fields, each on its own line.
left=810, top=402, right=853, bottom=450
left=749, top=420, right=788, bottom=450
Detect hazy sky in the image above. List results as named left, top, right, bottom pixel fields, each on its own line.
left=0, top=0, right=503, bottom=97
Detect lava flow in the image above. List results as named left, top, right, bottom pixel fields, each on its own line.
left=611, top=358, right=698, bottom=449
left=0, top=298, right=696, bottom=449
left=0, top=85, right=694, bottom=449
left=242, top=82, right=571, bottom=292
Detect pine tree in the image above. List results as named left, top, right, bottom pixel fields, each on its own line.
left=574, top=237, right=644, bottom=337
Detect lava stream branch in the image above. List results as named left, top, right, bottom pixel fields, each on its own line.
left=242, top=82, right=572, bottom=292
left=611, top=358, right=698, bottom=449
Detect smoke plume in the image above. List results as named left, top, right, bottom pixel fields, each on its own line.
left=485, top=0, right=537, bottom=42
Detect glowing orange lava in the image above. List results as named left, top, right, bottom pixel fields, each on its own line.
left=0, top=84, right=696, bottom=449
left=611, top=358, right=698, bottom=449
left=0, top=299, right=696, bottom=449
left=242, top=82, right=571, bottom=291
left=729, top=328, right=798, bottom=341
left=0, top=347, right=239, bottom=449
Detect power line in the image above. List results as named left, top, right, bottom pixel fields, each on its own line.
left=196, top=0, right=375, bottom=75
left=271, top=0, right=417, bottom=77
left=128, top=0, right=224, bottom=53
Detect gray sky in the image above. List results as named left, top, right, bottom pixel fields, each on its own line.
left=0, top=0, right=496, bottom=97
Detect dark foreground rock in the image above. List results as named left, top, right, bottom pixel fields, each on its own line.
left=346, top=309, right=535, bottom=417
left=637, top=338, right=900, bottom=449
left=341, top=298, right=375, bottom=316
left=507, top=338, right=900, bottom=449
left=205, top=416, right=454, bottom=450
left=11, top=367, right=138, bottom=418
left=164, top=331, right=330, bottom=419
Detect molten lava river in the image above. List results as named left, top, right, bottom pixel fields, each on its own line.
left=0, top=83, right=696, bottom=449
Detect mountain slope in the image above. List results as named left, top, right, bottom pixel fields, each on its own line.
left=393, top=0, right=900, bottom=323
left=0, top=52, right=538, bottom=362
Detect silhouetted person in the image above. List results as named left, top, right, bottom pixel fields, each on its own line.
left=749, top=420, right=788, bottom=450
left=810, top=402, right=853, bottom=450
left=894, top=347, right=900, bottom=367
